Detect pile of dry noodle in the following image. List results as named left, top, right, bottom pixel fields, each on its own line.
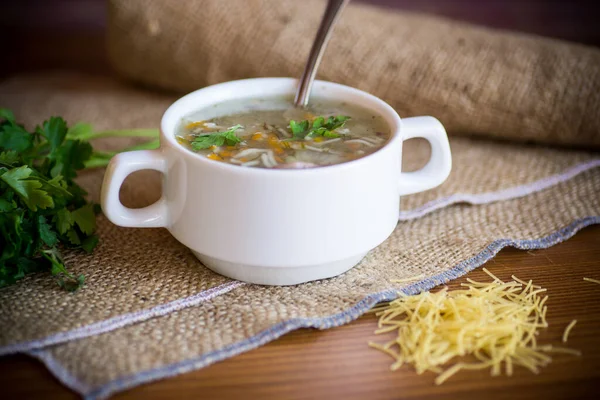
left=369, top=269, right=583, bottom=384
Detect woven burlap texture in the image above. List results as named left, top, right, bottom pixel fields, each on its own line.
left=0, top=72, right=598, bottom=354
left=107, top=0, right=600, bottom=147
left=34, top=169, right=600, bottom=399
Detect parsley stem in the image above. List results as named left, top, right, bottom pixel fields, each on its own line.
left=84, top=139, right=160, bottom=169
left=41, top=251, right=75, bottom=280
left=67, top=129, right=159, bottom=141
left=121, top=138, right=160, bottom=151
left=84, top=157, right=116, bottom=169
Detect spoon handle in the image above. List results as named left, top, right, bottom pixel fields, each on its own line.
left=294, top=0, right=350, bottom=108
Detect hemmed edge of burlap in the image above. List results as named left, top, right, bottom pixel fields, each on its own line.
left=28, top=348, right=93, bottom=395
left=1, top=159, right=598, bottom=357
left=0, top=282, right=246, bottom=356
left=399, top=159, right=600, bottom=220
left=28, top=216, right=600, bottom=400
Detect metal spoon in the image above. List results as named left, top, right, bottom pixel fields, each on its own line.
left=294, top=0, right=350, bottom=108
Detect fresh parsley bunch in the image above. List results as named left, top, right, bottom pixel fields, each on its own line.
left=289, top=115, right=350, bottom=139
left=0, top=108, right=158, bottom=291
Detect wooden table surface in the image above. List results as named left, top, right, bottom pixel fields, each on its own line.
left=2, top=5, right=599, bottom=398
left=2, top=225, right=599, bottom=399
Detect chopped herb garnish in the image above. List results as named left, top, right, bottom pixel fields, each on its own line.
left=191, top=125, right=243, bottom=150
left=288, top=115, right=350, bottom=139
left=289, top=120, right=310, bottom=138
left=323, top=115, right=350, bottom=130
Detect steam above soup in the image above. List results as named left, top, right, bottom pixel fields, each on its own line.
left=176, top=97, right=390, bottom=169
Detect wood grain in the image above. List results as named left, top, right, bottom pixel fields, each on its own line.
left=2, top=225, right=599, bottom=400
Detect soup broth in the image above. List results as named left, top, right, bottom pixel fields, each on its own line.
left=176, top=97, right=390, bottom=169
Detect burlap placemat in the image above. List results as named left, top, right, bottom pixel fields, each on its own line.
left=29, top=169, right=600, bottom=399
left=107, top=0, right=600, bottom=147
left=1, top=72, right=599, bottom=357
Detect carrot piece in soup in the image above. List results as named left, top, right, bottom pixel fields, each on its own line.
left=185, top=121, right=206, bottom=130
left=304, top=112, right=316, bottom=121
left=207, top=153, right=223, bottom=161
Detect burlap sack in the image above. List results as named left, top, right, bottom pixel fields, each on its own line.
left=107, top=0, right=600, bottom=148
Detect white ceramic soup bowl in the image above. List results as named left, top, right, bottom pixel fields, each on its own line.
left=101, top=78, right=451, bottom=285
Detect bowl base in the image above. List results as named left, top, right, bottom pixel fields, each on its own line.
left=192, top=252, right=368, bottom=286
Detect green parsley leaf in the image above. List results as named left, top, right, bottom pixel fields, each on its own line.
left=42, top=117, right=68, bottom=152
left=191, top=125, right=242, bottom=150
left=17, top=257, right=43, bottom=275
left=55, top=208, right=73, bottom=234
left=6, top=258, right=43, bottom=284
left=322, top=129, right=341, bottom=138
left=289, top=120, right=310, bottom=139
left=0, top=108, right=15, bottom=122
left=0, top=166, right=54, bottom=211
left=0, top=124, right=34, bottom=153
left=66, top=228, right=81, bottom=245
left=43, top=175, right=71, bottom=198
left=288, top=115, right=350, bottom=139
left=306, top=127, right=325, bottom=138
left=192, top=135, right=225, bottom=150
left=80, top=235, right=99, bottom=253
left=323, top=115, right=350, bottom=130
left=71, top=204, right=96, bottom=235
left=222, top=128, right=243, bottom=146
left=0, top=198, right=15, bottom=212
left=38, top=215, right=59, bottom=247
left=50, top=139, right=93, bottom=180
left=0, top=150, right=20, bottom=167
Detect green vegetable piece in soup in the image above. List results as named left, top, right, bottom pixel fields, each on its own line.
left=324, top=115, right=350, bottom=130
left=192, top=125, right=242, bottom=150
left=289, top=120, right=310, bottom=139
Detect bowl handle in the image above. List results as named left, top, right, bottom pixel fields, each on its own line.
left=100, top=150, right=168, bottom=227
left=398, top=116, right=452, bottom=196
